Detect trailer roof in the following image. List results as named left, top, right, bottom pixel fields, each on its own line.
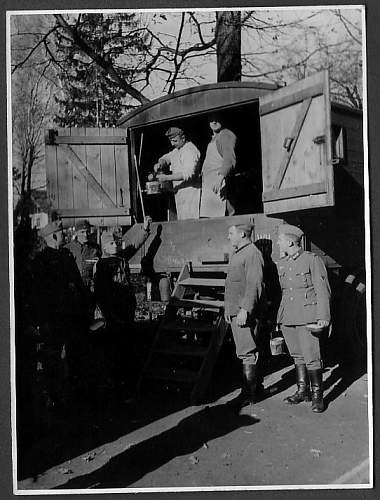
left=118, top=80, right=279, bottom=128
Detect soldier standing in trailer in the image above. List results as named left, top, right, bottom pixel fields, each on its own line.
left=276, top=224, right=331, bottom=413
left=154, top=126, right=201, bottom=220
left=200, top=112, right=237, bottom=218
left=224, top=222, right=265, bottom=415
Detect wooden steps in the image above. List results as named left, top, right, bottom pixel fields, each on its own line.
left=137, top=262, right=228, bottom=404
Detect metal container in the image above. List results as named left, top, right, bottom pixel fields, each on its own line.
left=145, top=180, right=161, bottom=195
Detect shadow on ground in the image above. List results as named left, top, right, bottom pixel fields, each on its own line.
left=56, top=403, right=259, bottom=489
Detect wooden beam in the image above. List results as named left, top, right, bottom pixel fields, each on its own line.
left=272, top=97, right=312, bottom=190
left=263, top=182, right=327, bottom=202
left=61, top=144, right=117, bottom=208
left=51, top=135, right=128, bottom=145
left=259, top=82, right=323, bottom=116
left=55, top=208, right=131, bottom=218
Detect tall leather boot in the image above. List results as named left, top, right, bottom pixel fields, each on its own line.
left=284, top=364, right=311, bottom=404
left=238, top=364, right=260, bottom=416
left=227, top=364, right=259, bottom=412
left=308, top=368, right=324, bottom=413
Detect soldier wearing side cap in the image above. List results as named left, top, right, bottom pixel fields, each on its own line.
left=224, top=222, right=265, bottom=415
left=276, top=224, right=331, bottom=413
left=153, top=126, right=201, bottom=220
left=30, top=220, right=91, bottom=406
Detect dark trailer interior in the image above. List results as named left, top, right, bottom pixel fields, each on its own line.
left=119, top=81, right=279, bottom=222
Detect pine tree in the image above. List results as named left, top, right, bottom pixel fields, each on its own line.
left=54, top=13, right=149, bottom=127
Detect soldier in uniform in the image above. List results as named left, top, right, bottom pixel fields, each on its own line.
left=64, top=219, right=101, bottom=288
left=276, top=224, right=331, bottom=413
left=224, top=222, right=265, bottom=415
left=31, top=220, right=91, bottom=407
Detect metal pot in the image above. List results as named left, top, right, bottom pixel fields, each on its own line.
left=145, top=180, right=161, bottom=195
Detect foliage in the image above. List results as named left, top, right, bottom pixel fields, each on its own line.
left=53, top=13, right=151, bottom=127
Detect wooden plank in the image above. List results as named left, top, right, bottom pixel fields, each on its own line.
left=114, top=128, right=131, bottom=225
left=100, top=128, right=117, bottom=226
left=263, top=182, right=326, bottom=202
left=171, top=298, right=224, bottom=309
left=323, top=70, right=334, bottom=207
left=259, top=82, right=323, bottom=116
left=55, top=208, right=131, bottom=217
left=179, top=278, right=225, bottom=287
left=45, top=141, right=58, bottom=210
left=56, top=128, right=74, bottom=212
left=70, top=128, right=88, bottom=215
left=259, top=71, right=326, bottom=117
left=85, top=128, right=103, bottom=226
left=272, top=97, right=312, bottom=190
left=53, top=135, right=128, bottom=145
left=60, top=144, right=116, bottom=208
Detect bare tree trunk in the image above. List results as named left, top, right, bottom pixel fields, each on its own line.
left=216, top=11, right=242, bottom=82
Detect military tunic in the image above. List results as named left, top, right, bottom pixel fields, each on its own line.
left=224, top=242, right=264, bottom=364
left=276, top=249, right=331, bottom=369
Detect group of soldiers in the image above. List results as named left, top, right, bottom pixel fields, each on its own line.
left=15, top=212, right=331, bottom=445
left=224, top=222, right=331, bottom=415
left=14, top=215, right=153, bottom=423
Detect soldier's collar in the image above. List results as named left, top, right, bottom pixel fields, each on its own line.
left=234, top=242, right=251, bottom=254
left=290, top=248, right=304, bottom=260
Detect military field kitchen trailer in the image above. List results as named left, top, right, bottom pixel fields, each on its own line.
left=45, top=70, right=366, bottom=402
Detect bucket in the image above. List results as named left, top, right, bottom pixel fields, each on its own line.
left=270, top=336, right=285, bottom=356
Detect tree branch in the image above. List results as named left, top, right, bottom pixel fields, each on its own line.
left=54, top=14, right=150, bottom=104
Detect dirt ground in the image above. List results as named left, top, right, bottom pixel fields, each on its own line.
left=16, top=323, right=371, bottom=492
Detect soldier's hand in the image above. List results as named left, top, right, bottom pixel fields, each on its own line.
left=143, top=215, right=152, bottom=231
left=156, top=174, right=168, bottom=182
left=316, top=319, right=329, bottom=329
left=236, top=308, right=248, bottom=327
left=224, top=314, right=232, bottom=325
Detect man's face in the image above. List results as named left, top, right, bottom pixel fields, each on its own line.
left=103, top=240, right=118, bottom=255
left=52, top=230, right=63, bottom=249
left=76, top=228, right=88, bottom=244
left=170, top=134, right=186, bottom=149
left=209, top=120, right=222, bottom=133
left=228, top=226, right=242, bottom=249
left=277, top=233, right=290, bottom=255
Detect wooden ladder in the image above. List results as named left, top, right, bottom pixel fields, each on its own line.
left=137, top=262, right=227, bottom=404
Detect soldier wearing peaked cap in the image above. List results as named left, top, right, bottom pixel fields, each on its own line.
left=276, top=224, right=331, bottom=413
left=64, top=219, right=101, bottom=289
left=224, top=222, right=266, bottom=415
left=153, top=126, right=201, bottom=220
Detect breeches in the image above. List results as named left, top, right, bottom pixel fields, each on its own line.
left=281, top=325, right=322, bottom=370
left=230, top=316, right=259, bottom=365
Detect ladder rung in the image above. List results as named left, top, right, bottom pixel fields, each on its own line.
left=161, top=320, right=216, bottom=333
left=178, top=278, right=225, bottom=287
left=144, top=368, right=199, bottom=383
left=155, top=345, right=209, bottom=357
left=171, top=298, right=224, bottom=308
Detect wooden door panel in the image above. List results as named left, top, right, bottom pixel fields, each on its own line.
left=260, top=70, right=333, bottom=214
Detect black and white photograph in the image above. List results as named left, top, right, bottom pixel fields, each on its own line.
left=7, top=4, right=372, bottom=494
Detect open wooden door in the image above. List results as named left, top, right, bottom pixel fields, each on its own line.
left=45, top=128, right=132, bottom=226
left=259, top=70, right=334, bottom=214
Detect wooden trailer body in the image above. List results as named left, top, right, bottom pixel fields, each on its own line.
left=45, top=70, right=365, bottom=273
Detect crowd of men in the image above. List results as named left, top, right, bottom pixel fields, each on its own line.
left=15, top=209, right=331, bottom=438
